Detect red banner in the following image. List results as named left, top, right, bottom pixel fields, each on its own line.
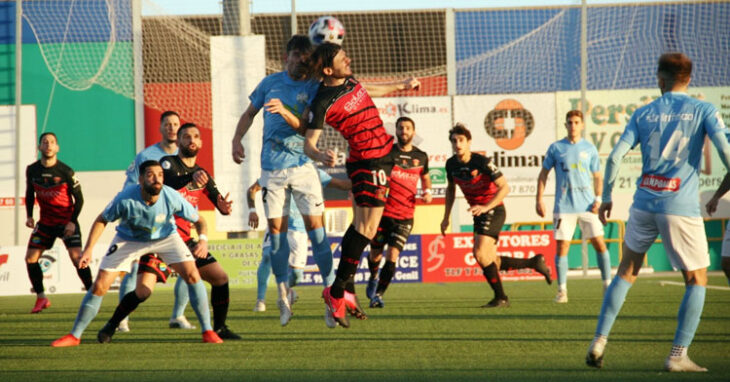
left=420, top=231, right=556, bottom=283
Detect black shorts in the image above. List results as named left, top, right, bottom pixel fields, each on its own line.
left=346, top=155, right=394, bottom=207
left=138, top=253, right=171, bottom=283
left=371, top=216, right=414, bottom=252
left=473, top=205, right=506, bottom=239
left=27, top=221, right=82, bottom=250
left=186, top=239, right=218, bottom=268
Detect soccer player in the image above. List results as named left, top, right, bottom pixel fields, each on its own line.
left=705, top=175, right=730, bottom=284
left=51, top=160, right=222, bottom=347
left=585, top=52, right=730, bottom=372
left=536, top=110, right=611, bottom=303
left=232, top=35, right=337, bottom=326
left=303, top=42, right=420, bottom=328
left=365, top=117, right=432, bottom=308
left=441, top=123, right=551, bottom=308
left=25, top=132, right=90, bottom=313
left=96, top=123, right=240, bottom=342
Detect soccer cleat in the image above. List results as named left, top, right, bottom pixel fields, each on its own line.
left=554, top=290, right=568, bottom=303
left=366, top=278, right=378, bottom=300
left=664, top=355, right=708, bottom=372
left=97, top=322, right=116, bottom=344
left=369, top=294, right=385, bottom=308
left=31, top=297, right=51, bottom=314
left=215, top=325, right=241, bottom=340
left=323, top=287, right=349, bottom=328
left=169, top=315, right=196, bottom=329
left=288, top=288, right=299, bottom=307
left=585, top=337, right=606, bottom=369
left=344, top=291, right=368, bottom=320
left=323, top=305, right=337, bottom=329
left=481, top=297, right=510, bottom=308
left=51, top=334, right=80, bottom=347
left=277, top=298, right=292, bottom=326
left=253, top=299, right=266, bottom=312
left=202, top=330, right=223, bottom=344
left=532, top=254, right=552, bottom=285
left=117, top=317, right=130, bottom=332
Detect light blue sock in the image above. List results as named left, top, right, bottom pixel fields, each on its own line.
left=171, top=276, right=189, bottom=319
left=289, top=267, right=304, bottom=287
left=673, top=285, right=706, bottom=347
left=119, top=262, right=139, bottom=303
left=308, top=227, right=334, bottom=287
left=596, top=250, right=612, bottom=282
left=187, top=280, right=212, bottom=332
left=70, top=291, right=103, bottom=338
left=556, top=255, right=568, bottom=287
left=595, top=276, right=632, bottom=336
left=257, top=246, right=272, bottom=301
left=270, top=232, right=290, bottom=284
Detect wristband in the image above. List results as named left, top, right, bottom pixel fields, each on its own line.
left=198, top=234, right=208, bottom=242
left=594, top=196, right=602, bottom=204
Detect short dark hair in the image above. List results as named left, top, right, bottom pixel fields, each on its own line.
left=448, top=123, right=471, bottom=141
left=160, top=110, right=180, bottom=123
left=286, top=34, right=313, bottom=54
left=39, top=132, right=57, bottom=144
left=565, top=110, right=583, bottom=121
left=395, top=117, right=415, bottom=129
left=177, top=122, right=199, bottom=139
left=311, top=42, right=342, bottom=76
left=138, top=160, right=161, bottom=176
left=657, top=52, right=692, bottom=84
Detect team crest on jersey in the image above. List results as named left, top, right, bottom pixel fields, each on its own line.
left=580, top=151, right=589, bottom=160
left=413, top=159, right=420, bottom=166
left=161, top=160, right=172, bottom=170
left=471, top=169, right=479, bottom=177
left=155, top=214, right=167, bottom=223
left=53, top=177, right=61, bottom=183
left=297, top=92, right=309, bottom=104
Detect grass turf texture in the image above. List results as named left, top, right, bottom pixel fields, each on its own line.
left=1, top=275, right=728, bottom=381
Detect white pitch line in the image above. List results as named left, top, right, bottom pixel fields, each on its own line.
left=659, top=280, right=730, bottom=291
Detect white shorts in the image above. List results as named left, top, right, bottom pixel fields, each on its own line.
left=260, top=162, right=325, bottom=219
left=624, top=207, right=709, bottom=271
left=287, top=230, right=309, bottom=268
left=721, top=222, right=730, bottom=258
left=553, top=212, right=604, bottom=241
left=99, top=234, right=194, bottom=272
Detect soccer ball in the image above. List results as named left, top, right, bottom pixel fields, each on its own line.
left=308, top=16, right=345, bottom=46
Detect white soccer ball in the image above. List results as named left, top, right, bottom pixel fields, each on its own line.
left=308, top=16, right=345, bottom=46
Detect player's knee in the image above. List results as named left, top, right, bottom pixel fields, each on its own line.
left=134, top=287, right=152, bottom=300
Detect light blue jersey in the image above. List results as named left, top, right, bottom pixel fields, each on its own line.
left=249, top=71, right=319, bottom=171
left=103, top=184, right=199, bottom=241
left=123, top=143, right=178, bottom=188
left=543, top=138, right=600, bottom=213
left=604, top=91, right=730, bottom=217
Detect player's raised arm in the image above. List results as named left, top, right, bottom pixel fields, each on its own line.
left=363, top=77, right=421, bottom=97
left=232, top=103, right=261, bottom=164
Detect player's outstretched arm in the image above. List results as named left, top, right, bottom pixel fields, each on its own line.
left=535, top=167, right=550, bottom=218
left=328, top=177, right=352, bottom=191
left=362, top=77, right=420, bottom=97
left=232, top=104, right=261, bottom=164
left=79, top=214, right=109, bottom=268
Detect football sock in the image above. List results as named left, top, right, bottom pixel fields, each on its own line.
left=556, top=255, right=568, bottom=288
left=597, top=250, right=612, bottom=282
left=308, top=227, right=335, bottom=287
left=498, top=256, right=532, bottom=270
left=270, top=232, right=290, bottom=284
left=331, top=225, right=369, bottom=298
left=170, top=276, right=189, bottom=319
left=367, top=255, right=381, bottom=280
left=482, top=263, right=507, bottom=300
left=108, top=291, right=146, bottom=328
left=670, top=345, right=688, bottom=357
left=27, top=262, right=45, bottom=295
left=257, top=246, right=272, bottom=301
left=674, top=285, right=705, bottom=347
left=288, top=268, right=304, bottom=287
left=376, top=260, right=396, bottom=295
left=76, top=266, right=93, bottom=290
left=211, top=283, right=230, bottom=331
left=119, top=262, right=139, bottom=304
left=344, top=275, right=356, bottom=294
left=187, top=280, right=213, bottom=332
left=595, top=275, right=632, bottom=336
left=70, top=291, right=103, bottom=338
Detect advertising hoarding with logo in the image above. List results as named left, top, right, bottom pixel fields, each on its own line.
left=454, top=94, right=556, bottom=196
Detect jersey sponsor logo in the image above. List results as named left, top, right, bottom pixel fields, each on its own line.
left=35, top=188, right=63, bottom=200
left=296, top=92, right=309, bottom=104
left=343, top=87, right=367, bottom=113
left=392, top=169, right=420, bottom=183
left=484, top=99, right=535, bottom=150
left=639, top=174, right=681, bottom=192
left=645, top=113, right=695, bottom=123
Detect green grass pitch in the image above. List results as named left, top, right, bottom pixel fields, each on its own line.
left=1, top=275, right=728, bottom=381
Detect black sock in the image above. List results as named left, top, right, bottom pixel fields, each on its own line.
left=376, top=260, right=396, bottom=295
left=332, top=225, right=370, bottom=298
left=27, top=262, right=45, bottom=294
left=499, top=256, right=532, bottom=271
left=108, top=292, right=146, bottom=328
left=76, top=266, right=93, bottom=290
left=344, top=275, right=356, bottom=294
left=367, top=256, right=380, bottom=281
left=211, top=283, right=229, bottom=331
left=482, top=263, right=507, bottom=300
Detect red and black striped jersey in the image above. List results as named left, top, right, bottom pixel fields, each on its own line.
left=25, top=160, right=83, bottom=225
left=445, top=153, right=503, bottom=207
left=308, top=76, right=393, bottom=161
left=383, top=145, right=429, bottom=220
left=160, top=155, right=223, bottom=241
